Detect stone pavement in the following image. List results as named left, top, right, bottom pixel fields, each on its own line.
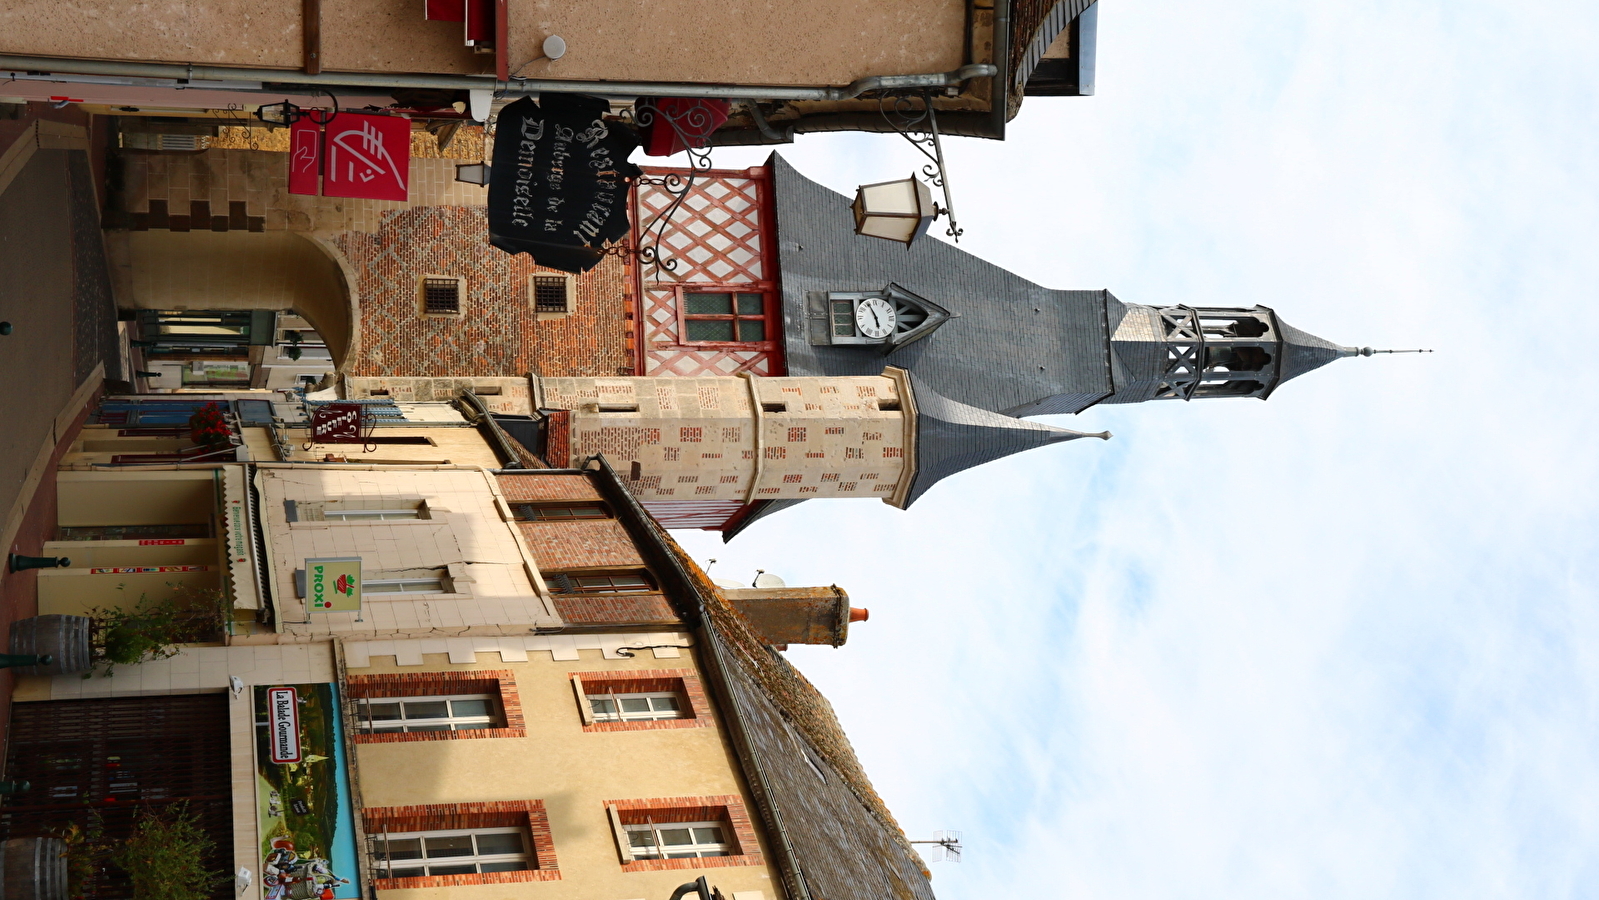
left=0, top=101, right=121, bottom=771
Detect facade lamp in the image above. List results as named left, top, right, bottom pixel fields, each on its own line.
left=454, top=163, right=491, bottom=185
left=852, top=175, right=940, bottom=247
left=254, top=92, right=340, bottom=127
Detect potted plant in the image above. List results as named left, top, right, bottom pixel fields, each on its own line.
left=186, top=403, right=232, bottom=449
left=86, top=585, right=227, bottom=677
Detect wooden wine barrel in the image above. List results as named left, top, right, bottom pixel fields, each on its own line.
left=7, top=616, right=92, bottom=676
left=0, top=837, right=69, bottom=900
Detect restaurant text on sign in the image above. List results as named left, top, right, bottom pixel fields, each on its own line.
left=268, top=687, right=302, bottom=763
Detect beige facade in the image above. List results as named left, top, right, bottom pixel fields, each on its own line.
left=1, top=0, right=965, bottom=87
left=350, top=644, right=780, bottom=900
left=255, top=465, right=561, bottom=640
left=539, top=372, right=918, bottom=506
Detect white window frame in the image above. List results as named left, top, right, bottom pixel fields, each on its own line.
left=373, top=826, right=529, bottom=878
left=324, top=508, right=424, bottom=521
left=355, top=693, right=498, bottom=733
left=623, top=821, right=731, bottom=859
left=362, top=577, right=448, bottom=595
left=586, top=690, right=685, bottom=723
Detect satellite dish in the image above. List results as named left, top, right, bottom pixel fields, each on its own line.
left=712, top=578, right=745, bottom=590
left=753, top=572, right=787, bottom=589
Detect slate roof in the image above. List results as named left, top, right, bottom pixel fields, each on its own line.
left=771, top=155, right=1119, bottom=417
left=903, top=369, right=1107, bottom=506
left=590, top=457, right=938, bottom=900
left=1276, top=319, right=1355, bottom=385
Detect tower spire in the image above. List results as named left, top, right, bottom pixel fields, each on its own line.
left=1343, top=347, right=1434, bottom=357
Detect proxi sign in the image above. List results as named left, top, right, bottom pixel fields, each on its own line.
left=267, top=686, right=302, bottom=763
left=306, top=556, right=362, bottom=612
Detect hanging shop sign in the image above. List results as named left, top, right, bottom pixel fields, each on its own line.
left=308, top=403, right=365, bottom=443
left=288, top=113, right=410, bottom=202
left=304, top=557, right=362, bottom=613
left=254, top=684, right=360, bottom=900
left=487, top=93, right=641, bottom=274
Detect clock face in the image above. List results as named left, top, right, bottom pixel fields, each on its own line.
left=854, top=297, right=897, bottom=340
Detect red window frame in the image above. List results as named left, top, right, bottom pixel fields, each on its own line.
left=346, top=671, right=525, bottom=744
left=363, top=800, right=560, bottom=887
left=604, top=795, right=764, bottom=872
left=671, top=283, right=779, bottom=350
left=571, top=669, right=714, bottom=733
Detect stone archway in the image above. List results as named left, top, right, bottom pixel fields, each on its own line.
left=118, top=230, right=357, bottom=370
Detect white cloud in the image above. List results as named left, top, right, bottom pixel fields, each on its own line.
left=679, top=0, right=1599, bottom=895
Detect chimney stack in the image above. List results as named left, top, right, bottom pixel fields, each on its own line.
left=720, top=585, right=862, bottom=647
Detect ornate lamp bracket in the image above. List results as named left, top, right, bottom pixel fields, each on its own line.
left=607, top=100, right=721, bottom=279
left=879, top=90, right=963, bottom=241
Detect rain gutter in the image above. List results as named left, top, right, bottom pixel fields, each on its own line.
left=0, top=54, right=993, bottom=103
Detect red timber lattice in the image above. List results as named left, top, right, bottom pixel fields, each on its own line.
left=632, top=165, right=785, bottom=378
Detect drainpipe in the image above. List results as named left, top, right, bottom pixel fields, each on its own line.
left=988, top=0, right=1013, bottom=140
left=0, top=54, right=993, bottom=102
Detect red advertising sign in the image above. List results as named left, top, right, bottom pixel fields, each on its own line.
left=289, top=120, right=322, bottom=196
left=138, top=539, right=187, bottom=546
left=323, top=113, right=410, bottom=201
left=309, top=403, right=364, bottom=443
left=267, top=687, right=303, bottom=763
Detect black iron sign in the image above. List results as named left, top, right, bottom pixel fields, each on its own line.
left=488, top=93, right=642, bottom=274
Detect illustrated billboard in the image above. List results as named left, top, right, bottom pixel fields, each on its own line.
left=305, top=557, right=361, bottom=613
left=253, top=684, right=360, bottom=900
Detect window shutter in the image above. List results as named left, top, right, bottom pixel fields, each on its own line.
left=571, top=675, right=594, bottom=725
left=606, top=806, right=634, bottom=863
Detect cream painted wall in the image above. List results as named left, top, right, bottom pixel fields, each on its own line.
left=57, top=468, right=217, bottom=526
left=352, top=648, right=781, bottom=900
left=256, top=466, right=558, bottom=640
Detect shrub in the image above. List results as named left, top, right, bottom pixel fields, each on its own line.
left=88, top=585, right=227, bottom=677
left=111, top=804, right=227, bottom=900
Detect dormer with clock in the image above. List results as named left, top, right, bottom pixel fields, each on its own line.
left=805, top=283, right=953, bottom=353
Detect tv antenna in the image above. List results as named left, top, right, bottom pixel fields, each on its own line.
left=910, top=831, right=962, bottom=863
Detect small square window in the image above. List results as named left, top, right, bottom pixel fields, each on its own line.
left=420, top=276, right=463, bottom=316
left=532, top=275, right=570, bottom=313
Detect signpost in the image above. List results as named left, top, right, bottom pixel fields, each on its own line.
left=267, top=686, right=303, bottom=763
left=305, top=557, right=362, bottom=613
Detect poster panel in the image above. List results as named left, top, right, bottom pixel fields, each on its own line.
left=253, top=684, right=360, bottom=900
left=322, top=113, right=410, bottom=201
left=305, top=557, right=361, bottom=613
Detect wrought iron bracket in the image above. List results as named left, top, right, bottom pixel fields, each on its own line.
left=605, top=100, right=720, bottom=279
left=879, top=90, right=964, bottom=241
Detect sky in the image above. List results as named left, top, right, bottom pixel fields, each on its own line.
left=668, top=1, right=1599, bottom=898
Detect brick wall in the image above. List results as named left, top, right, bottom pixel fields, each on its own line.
left=552, top=593, right=680, bottom=626
left=335, top=205, right=634, bottom=378
left=496, top=473, right=605, bottom=502
left=518, top=518, right=642, bottom=570
left=108, top=150, right=638, bottom=379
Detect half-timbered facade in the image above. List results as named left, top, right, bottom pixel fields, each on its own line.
left=632, top=167, right=785, bottom=379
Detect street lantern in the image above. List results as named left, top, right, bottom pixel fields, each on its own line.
left=454, top=163, right=491, bottom=185
left=852, top=176, right=938, bottom=246
left=255, top=100, right=303, bottom=126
